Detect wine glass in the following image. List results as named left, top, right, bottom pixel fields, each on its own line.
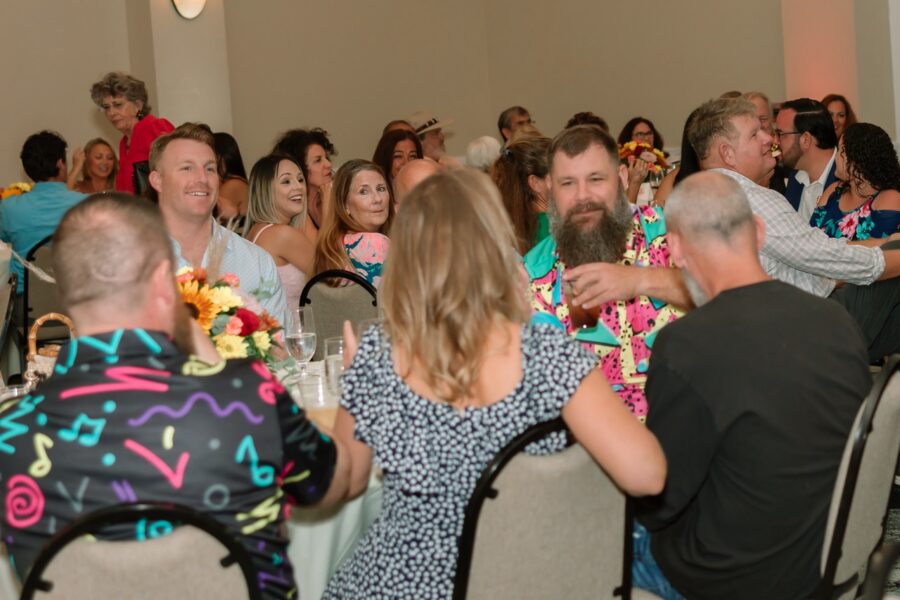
left=285, top=307, right=317, bottom=378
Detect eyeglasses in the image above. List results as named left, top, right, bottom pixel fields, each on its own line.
left=774, top=129, right=801, bottom=139
left=633, top=131, right=654, bottom=139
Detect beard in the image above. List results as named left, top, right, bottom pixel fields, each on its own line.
left=681, top=268, right=709, bottom=307
left=549, top=186, right=634, bottom=267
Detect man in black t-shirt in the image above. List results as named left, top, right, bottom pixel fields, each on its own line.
left=632, top=172, right=870, bottom=600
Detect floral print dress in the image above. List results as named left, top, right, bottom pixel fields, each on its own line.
left=344, top=232, right=390, bottom=288
left=810, top=184, right=900, bottom=240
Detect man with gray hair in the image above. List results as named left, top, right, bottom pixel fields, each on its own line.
left=0, top=194, right=347, bottom=597
left=690, top=96, right=900, bottom=362
left=633, top=171, right=870, bottom=599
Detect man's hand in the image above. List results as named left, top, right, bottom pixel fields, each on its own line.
left=564, top=263, right=693, bottom=310
left=564, top=263, right=643, bottom=308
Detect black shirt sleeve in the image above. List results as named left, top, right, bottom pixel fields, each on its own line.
left=275, top=389, right=337, bottom=506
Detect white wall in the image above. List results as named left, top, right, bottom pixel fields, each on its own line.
left=223, top=0, right=494, bottom=172
left=0, top=1, right=131, bottom=183
left=483, top=0, right=785, bottom=154
left=782, top=0, right=858, bottom=107
left=149, top=0, right=233, bottom=131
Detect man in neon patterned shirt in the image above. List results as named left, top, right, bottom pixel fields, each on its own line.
left=526, top=125, right=689, bottom=421
left=0, top=195, right=348, bottom=599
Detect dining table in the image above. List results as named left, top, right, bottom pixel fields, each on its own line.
left=274, top=359, right=383, bottom=600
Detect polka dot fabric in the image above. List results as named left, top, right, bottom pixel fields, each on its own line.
left=322, top=324, right=597, bottom=599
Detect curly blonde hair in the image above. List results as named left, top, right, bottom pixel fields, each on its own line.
left=380, top=169, right=529, bottom=403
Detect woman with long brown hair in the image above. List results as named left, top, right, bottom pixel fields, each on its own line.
left=314, top=159, right=393, bottom=287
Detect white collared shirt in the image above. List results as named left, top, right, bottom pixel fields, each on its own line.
left=713, top=168, right=885, bottom=297
left=171, top=219, right=288, bottom=325
left=794, top=150, right=837, bottom=221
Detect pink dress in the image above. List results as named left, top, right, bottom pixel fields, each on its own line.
left=251, top=224, right=308, bottom=310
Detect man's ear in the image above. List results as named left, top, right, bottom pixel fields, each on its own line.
left=149, top=169, right=162, bottom=193
left=667, top=230, right=686, bottom=268
left=617, top=163, right=629, bottom=190
left=719, top=140, right=736, bottom=168
left=150, top=259, right=176, bottom=311
left=799, top=131, right=813, bottom=151
left=753, top=214, right=766, bottom=249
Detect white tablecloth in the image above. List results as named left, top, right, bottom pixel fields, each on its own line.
left=288, top=471, right=382, bottom=600
left=275, top=359, right=383, bottom=600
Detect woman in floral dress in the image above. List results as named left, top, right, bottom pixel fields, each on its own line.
left=811, top=122, right=900, bottom=240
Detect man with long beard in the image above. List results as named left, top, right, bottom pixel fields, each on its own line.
left=525, top=125, right=690, bottom=421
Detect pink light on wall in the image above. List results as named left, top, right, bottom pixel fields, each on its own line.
left=781, top=0, right=858, bottom=107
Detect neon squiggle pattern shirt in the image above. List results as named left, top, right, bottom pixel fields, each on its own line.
left=0, top=329, right=335, bottom=599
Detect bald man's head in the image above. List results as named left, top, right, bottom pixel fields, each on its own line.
left=393, top=158, right=441, bottom=206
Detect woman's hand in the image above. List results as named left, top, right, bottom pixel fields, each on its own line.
left=626, top=157, right=649, bottom=203
left=627, top=157, right=649, bottom=185
left=342, top=320, right=358, bottom=369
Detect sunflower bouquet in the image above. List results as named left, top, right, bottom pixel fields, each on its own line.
left=176, top=267, right=281, bottom=362
left=1, top=182, right=31, bottom=200
left=619, top=141, right=670, bottom=174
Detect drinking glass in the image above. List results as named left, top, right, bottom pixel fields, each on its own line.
left=285, top=307, right=317, bottom=378
left=324, top=337, right=344, bottom=395
left=298, top=374, right=337, bottom=429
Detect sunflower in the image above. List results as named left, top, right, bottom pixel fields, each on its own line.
left=178, top=280, right=219, bottom=333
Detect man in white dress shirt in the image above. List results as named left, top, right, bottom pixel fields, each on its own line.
left=688, top=97, right=900, bottom=362
left=148, top=123, right=288, bottom=325
left=775, top=98, right=839, bottom=221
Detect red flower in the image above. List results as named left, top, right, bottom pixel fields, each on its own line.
left=235, top=308, right=260, bottom=336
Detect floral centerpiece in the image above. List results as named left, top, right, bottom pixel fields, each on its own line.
left=618, top=141, right=670, bottom=174
left=176, top=267, right=281, bottom=362
left=1, top=182, right=31, bottom=200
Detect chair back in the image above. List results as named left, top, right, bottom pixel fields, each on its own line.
left=860, top=540, right=900, bottom=600
left=453, top=419, right=629, bottom=600
left=298, top=269, right=377, bottom=360
left=20, top=502, right=261, bottom=600
left=24, top=236, right=68, bottom=342
left=818, top=356, right=900, bottom=599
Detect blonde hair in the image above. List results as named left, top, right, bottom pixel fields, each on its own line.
left=314, top=159, right=393, bottom=275
left=243, top=153, right=306, bottom=236
left=80, top=138, right=118, bottom=186
left=381, top=169, right=528, bottom=403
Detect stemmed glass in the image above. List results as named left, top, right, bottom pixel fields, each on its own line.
left=285, top=307, right=317, bottom=379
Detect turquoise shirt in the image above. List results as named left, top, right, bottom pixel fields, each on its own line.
left=0, top=182, right=86, bottom=294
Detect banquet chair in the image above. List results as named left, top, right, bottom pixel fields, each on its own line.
left=814, top=355, right=900, bottom=600
left=860, top=541, right=900, bottom=600
left=20, top=502, right=261, bottom=600
left=299, top=269, right=377, bottom=360
left=453, top=418, right=634, bottom=600
left=23, top=235, right=69, bottom=343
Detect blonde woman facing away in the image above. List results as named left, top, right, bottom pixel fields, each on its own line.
left=243, top=153, right=315, bottom=311
left=314, top=159, right=393, bottom=288
left=322, top=169, right=666, bottom=599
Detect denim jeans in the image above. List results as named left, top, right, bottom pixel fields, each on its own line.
left=631, top=521, right=685, bottom=600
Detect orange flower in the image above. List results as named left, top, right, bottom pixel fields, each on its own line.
left=257, top=311, right=281, bottom=333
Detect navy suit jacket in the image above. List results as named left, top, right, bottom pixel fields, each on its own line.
left=785, top=160, right=838, bottom=212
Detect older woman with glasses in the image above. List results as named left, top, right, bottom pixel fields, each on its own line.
left=90, top=71, right=174, bottom=194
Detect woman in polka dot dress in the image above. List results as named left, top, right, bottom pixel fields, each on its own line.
left=323, top=169, right=667, bottom=599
